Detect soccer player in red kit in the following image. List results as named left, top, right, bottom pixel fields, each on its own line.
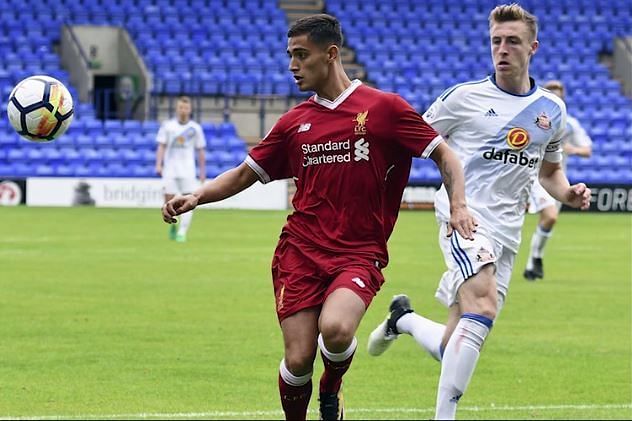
left=162, top=14, right=476, bottom=421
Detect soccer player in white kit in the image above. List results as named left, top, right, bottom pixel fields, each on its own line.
left=524, top=80, right=593, bottom=280
left=155, top=96, right=206, bottom=242
left=367, top=4, right=592, bottom=419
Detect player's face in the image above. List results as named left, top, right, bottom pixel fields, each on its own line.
left=287, top=34, right=331, bottom=92
left=176, top=101, right=192, bottom=123
left=490, top=21, right=538, bottom=77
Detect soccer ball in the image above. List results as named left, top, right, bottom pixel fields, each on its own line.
left=7, top=75, right=74, bottom=142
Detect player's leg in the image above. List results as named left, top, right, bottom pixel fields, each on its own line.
left=429, top=224, right=502, bottom=420
left=434, top=241, right=512, bottom=420
left=367, top=222, right=489, bottom=361
left=318, top=266, right=381, bottom=420
left=272, top=238, right=328, bottom=420
left=525, top=182, right=558, bottom=280
left=175, top=178, right=199, bottom=242
left=435, top=263, right=496, bottom=420
left=318, top=289, right=364, bottom=420
left=367, top=294, right=445, bottom=361
left=525, top=204, right=558, bottom=279
left=279, top=308, right=320, bottom=421
left=162, top=178, right=177, bottom=240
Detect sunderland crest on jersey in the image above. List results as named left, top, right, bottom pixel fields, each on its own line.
left=535, top=112, right=552, bottom=130
left=354, top=110, right=369, bottom=135
left=476, top=247, right=495, bottom=263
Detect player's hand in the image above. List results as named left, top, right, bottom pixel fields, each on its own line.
left=447, top=205, right=477, bottom=240
left=155, top=164, right=162, bottom=176
left=162, top=194, right=199, bottom=223
left=565, top=183, right=591, bottom=210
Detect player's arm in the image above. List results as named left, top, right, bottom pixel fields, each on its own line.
left=162, top=162, right=258, bottom=223
left=563, top=120, right=592, bottom=158
left=430, top=141, right=477, bottom=239
left=197, top=147, right=206, bottom=182
left=155, top=143, right=166, bottom=176
left=539, top=108, right=590, bottom=210
left=563, top=143, right=592, bottom=157
left=563, top=144, right=592, bottom=158
left=539, top=160, right=590, bottom=210
left=155, top=123, right=167, bottom=175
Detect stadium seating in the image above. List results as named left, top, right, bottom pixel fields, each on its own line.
left=326, top=0, right=632, bottom=184
left=0, top=0, right=629, bottom=183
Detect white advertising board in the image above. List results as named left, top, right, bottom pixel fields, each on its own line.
left=26, top=178, right=288, bottom=210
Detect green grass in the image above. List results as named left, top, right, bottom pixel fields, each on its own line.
left=0, top=207, right=630, bottom=419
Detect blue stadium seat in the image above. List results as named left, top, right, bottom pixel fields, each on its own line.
left=0, top=0, right=627, bottom=184
left=130, top=164, right=154, bottom=177
left=51, top=162, right=72, bottom=176
left=142, top=121, right=160, bottom=135
left=122, top=120, right=142, bottom=134
left=13, top=163, right=34, bottom=177
left=35, top=164, right=55, bottom=176
left=104, top=120, right=124, bottom=136
left=0, top=163, right=14, bottom=176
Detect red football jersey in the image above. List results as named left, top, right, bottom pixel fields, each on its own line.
left=246, top=81, right=441, bottom=266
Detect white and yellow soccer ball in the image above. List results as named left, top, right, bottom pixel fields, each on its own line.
left=7, top=75, right=74, bottom=142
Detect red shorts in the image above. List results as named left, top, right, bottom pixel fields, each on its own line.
left=271, top=236, right=385, bottom=322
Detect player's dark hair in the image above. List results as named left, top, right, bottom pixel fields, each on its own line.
left=287, top=14, right=343, bottom=48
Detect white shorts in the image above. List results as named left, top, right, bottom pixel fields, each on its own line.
left=163, top=177, right=200, bottom=196
left=435, top=222, right=516, bottom=309
left=528, top=180, right=560, bottom=214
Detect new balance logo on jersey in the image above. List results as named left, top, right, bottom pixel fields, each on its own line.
left=351, top=277, right=366, bottom=288
left=298, top=123, right=311, bottom=133
left=483, top=147, right=539, bottom=168
left=485, top=108, right=498, bottom=117
left=354, top=138, right=370, bottom=161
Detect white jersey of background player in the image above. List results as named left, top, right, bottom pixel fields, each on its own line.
left=367, top=5, right=592, bottom=420
left=524, top=80, right=593, bottom=280
left=155, top=96, right=206, bottom=242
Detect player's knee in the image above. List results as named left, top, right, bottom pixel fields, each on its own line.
left=478, top=293, right=498, bottom=320
left=477, top=306, right=497, bottom=321
left=541, top=208, right=558, bottom=228
left=319, top=319, right=356, bottom=351
left=283, top=352, right=314, bottom=376
left=461, top=294, right=498, bottom=321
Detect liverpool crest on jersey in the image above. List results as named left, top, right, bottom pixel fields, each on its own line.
left=535, top=112, right=551, bottom=130
left=353, top=110, right=369, bottom=135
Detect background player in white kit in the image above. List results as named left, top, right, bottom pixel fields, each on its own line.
left=155, top=96, right=206, bottom=242
left=524, top=80, right=593, bottom=281
left=367, top=4, right=591, bottom=420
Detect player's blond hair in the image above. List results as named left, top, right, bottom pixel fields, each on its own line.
left=543, top=80, right=565, bottom=96
left=177, top=96, right=191, bottom=104
left=489, top=3, right=538, bottom=41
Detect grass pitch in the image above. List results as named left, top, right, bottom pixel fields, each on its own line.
left=0, top=207, right=630, bottom=419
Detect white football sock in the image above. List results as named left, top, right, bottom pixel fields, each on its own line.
left=279, top=359, right=312, bottom=386
left=435, top=314, right=492, bottom=420
left=396, top=312, right=445, bottom=361
left=177, top=210, right=194, bottom=236
left=527, top=225, right=552, bottom=267
left=318, top=334, right=357, bottom=361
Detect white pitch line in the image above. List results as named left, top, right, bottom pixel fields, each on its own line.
left=2, top=403, right=630, bottom=420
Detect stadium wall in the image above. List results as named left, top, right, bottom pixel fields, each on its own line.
left=402, top=184, right=632, bottom=213
left=16, top=177, right=288, bottom=210
left=3, top=178, right=630, bottom=213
